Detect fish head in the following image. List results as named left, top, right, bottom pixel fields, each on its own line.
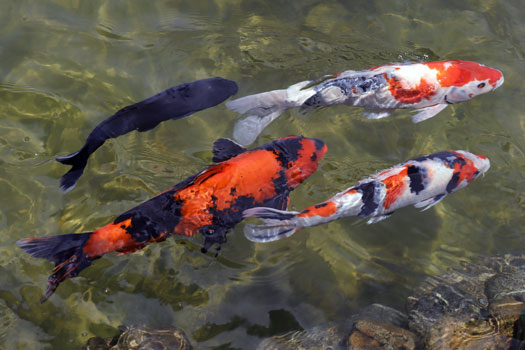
left=456, top=150, right=491, bottom=178
left=271, top=136, right=327, bottom=188
left=438, top=60, right=504, bottom=104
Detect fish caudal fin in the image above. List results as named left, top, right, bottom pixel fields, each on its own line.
left=55, top=146, right=91, bottom=192
left=227, top=81, right=315, bottom=145
left=17, top=232, right=94, bottom=302
left=242, top=207, right=300, bottom=243
left=232, top=110, right=284, bottom=146
left=225, top=89, right=289, bottom=115
left=227, top=89, right=288, bottom=145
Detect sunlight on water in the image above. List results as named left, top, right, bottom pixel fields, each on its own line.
left=0, top=0, right=524, bottom=348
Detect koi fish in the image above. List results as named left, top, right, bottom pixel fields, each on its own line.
left=243, top=150, right=490, bottom=242
left=57, top=77, right=239, bottom=192
left=227, top=60, right=504, bottom=145
left=18, top=136, right=327, bottom=302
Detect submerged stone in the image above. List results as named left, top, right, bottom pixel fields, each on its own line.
left=407, top=254, right=525, bottom=349
left=83, top=325, right=192, bottom=350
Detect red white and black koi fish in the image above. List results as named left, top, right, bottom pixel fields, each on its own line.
left=18, top=136, right=327, bottom=302
left=227, top=60, right=504, bottom=145
left=243, top=150, right=489, bottom=242
left=57, top=77, right=239, bottom=192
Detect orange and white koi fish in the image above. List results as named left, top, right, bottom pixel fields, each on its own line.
left=17, top=136, right=327, bottom=302
left=227, top=60, right=504, bottom=145
left=243, top=151, right=490, bottom=242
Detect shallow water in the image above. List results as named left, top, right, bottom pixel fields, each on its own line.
left=0, top=0, right=524, bottom=348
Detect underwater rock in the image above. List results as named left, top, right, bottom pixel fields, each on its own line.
left=258, top=255, right=525, bottom=349
left=407, top=254, right=525, bottom=349
left=347, top=318, right=416, bottom=350
left=83, top=325, right=192, bottom=350
left=257, top=303, right=415, bottom=350
left=346, top=304, right=416, bottom=350
left=256, top=324, right=346, bottom=350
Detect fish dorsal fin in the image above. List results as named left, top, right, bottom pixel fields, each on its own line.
left=212, top=138, right=247, bottom=163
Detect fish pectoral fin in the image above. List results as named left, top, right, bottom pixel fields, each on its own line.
left=367, top=213, right=393, bottom=224
left=212, top=138, right=247, bottom=162
left=363, top=109, right=393, bottom=120
left=411, top=104, right=448, bottom=123
left=414, top=193, right=446, bottom=211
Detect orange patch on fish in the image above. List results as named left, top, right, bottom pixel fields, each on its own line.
left=450, top=152, right=478, bottom=184
left=424, top=60, right=502, bottom=88
left=382, top=166, right=408, bottom=209
left=83, top=218, right=136, bottom=257
left=385, top=75, right=436, bottom=104
left=298, top=201, right=337, bottom=218
left=173, top=149, right=284, bottom=236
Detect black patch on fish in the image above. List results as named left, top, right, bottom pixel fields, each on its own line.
left=270, top=138, right=304, bottom=166
left=271, top=149, right=289, bottom=169
left=230, top=187, right=237, bottom=196
left=412, top=151, right=465, bottom=169
left=315, top=203, right=328, bottom=209
left=114, top=191, right=183, bottom=241
left=355, top=181, right=380, bottom=217
left=273, top=170, right=293, bottom=194
left=213, top=138, right=247, bottom=163
left=446, top=172, right=461, bottom=193
left=313, top=138, right=325, bottom=151
left=407, top=165, right=425, bottom=194
left=202, top=189, right=293, bottom=252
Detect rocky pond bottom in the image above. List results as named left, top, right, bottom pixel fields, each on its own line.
left=83, top=254, right=525, bottom=350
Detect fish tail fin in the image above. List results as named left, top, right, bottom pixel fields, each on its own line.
left=17, top=232, right=94, bottom=302
left=227, top=81, right=315, bottom=145
left=55, top=146, right=91, bottom=192
left=227, top=89, right=288, bottom=145
left=242, top=207, right=300, bottom=242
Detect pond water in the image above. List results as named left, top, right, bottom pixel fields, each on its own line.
left=0, top=0, right=524, bottom=348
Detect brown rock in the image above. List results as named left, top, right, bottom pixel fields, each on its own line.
left=348, top=318, right=416, bottom=350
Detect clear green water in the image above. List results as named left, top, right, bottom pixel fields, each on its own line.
left=0, top=0, right=524, bottom=348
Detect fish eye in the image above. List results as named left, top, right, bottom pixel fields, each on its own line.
left=477, top=82, right=486, bottom=88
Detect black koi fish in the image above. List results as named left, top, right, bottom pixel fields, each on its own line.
left=56, top=77, right=238, bottom=192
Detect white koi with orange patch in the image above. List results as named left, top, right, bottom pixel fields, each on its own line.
left=242, top=150, right=490, bottom=242
left=227, top=60, right=504, bottom=145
